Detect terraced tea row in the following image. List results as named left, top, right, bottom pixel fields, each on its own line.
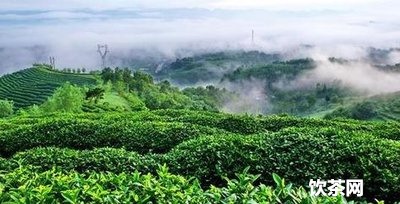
left=0, top=66, right=96, bottom=108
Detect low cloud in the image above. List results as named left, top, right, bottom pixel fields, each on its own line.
left=286, top=58, right=400, bottom=95
left=0, top=4, right=399, bottom=74
left=221, top=78, right=270, bottom=114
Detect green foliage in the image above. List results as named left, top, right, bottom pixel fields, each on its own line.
left=165, top=128, right=400, bottom=200
left=0, top=110, right=399, bottom=201
left=0, top=165, right=355, bottom=203
left=0, top=66, right=96, bottom=109
left=222, top=58, right=315, bottom=83
left=0, top=118, right=224, bottom=157
left=156, top=51, right=281, bottom=85
left=218, top=59, right=358, bottom=115
left=100, top=67, right=231, bottom=111
left=85, top=87, right=105, bottom=104
left=122, top=93, right=148, bottom=111
left=3, top=147, right=160, bottom=174
left=325, top=92, right=400, bottom=121
left=0, top=99, right=13, bottom=118
left=325, top=102, right=378, bottom=120
left=41, top=82, right=85, bottom=113
left=183, top=85, right=236, bottom=111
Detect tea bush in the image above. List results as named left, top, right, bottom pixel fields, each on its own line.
left=0, top=119, right=225, bottom=157
left=2, top=147, right=160, bottom=174
left=165, top=128, right=400, bottom=201
left=1, top=110, right=399, bottom=139
left=0, top=165, right=359, bottom=203
left=1, top=110, right=400, bottom=202
left=2, top=128, right=400, bottom=200
left=152, top=109, right=400, bottom=138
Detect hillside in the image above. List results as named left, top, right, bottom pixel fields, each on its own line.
left=324, top=91, right=400, bottom=121
left=220, top=58, right=358, bottom=115
left=0, top=65, right=97, bottom=108
left=155, top=51, right=281, bottom=85
left=0, top=65, right=399, bottom=202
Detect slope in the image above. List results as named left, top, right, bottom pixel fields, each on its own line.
left=324, top=91, right=400, bottom=121
left=155, top=51, right=281, bottom=85
left=0, top=65, right=97, bottom=108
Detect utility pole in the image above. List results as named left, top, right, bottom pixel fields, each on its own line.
left=97, top=44, right=109, bottom=68
left=49, top=56, right=55, bottom=69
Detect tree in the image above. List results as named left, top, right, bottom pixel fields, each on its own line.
left=351, top=102, right=377, bottom=120
left=101, top=68, right=114, bottom=82
left=114, top=80, right=127, bottom=94
left=124, top=93, right=147, bottom=111
left=159, top=80, right=172, bottom=93
left=85, top=87, right=105, bottom=104
left=42, top=82, right=84, bottom=113
left=114, top=67, right=124, bottom=82
left=77, top=68, right=81, bottom=74
left=130, top=71, right=154, bottom=93
left=122, top=68, right=132, bottom=83
left=0, top=100, right=14, bottom=118
left=82, top=68, right=86, bottom=73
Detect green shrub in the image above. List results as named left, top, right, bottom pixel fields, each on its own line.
left=0, top=165, right=356, bottom=203
left=165, top=128, right=400, bottom=201
left=123, top=93, right=148, bottom=111
left=4, top=147, right=160, bottom=174
left=151, top=109, right=400, bottom=138
left=41, top=82, right=85, bottom=113
left=1, top=111, right=400, bottom=201
left=0, top=119, right=224, bottom=157
left=325, top=101, right=378, bottom=120
left=152, top=109, right=266, bottom=134
left=3, top=110, right=400, bottom=139
left=1, top=124, right=399, bottom=200
left=0, top=99, right=14, bottom=118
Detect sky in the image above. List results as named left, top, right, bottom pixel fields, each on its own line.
left=0, top=0, right=399, bottom=72
left=0, top=0, right=390, bottom=10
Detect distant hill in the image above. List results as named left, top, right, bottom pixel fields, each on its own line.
left=155, top=51, right=281, bottom=85
left=0, top=65, right=97, bottom=108
left=324, top=91, right=400, bottom=121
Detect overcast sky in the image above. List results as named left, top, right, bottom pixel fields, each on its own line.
left=0, top=0, right=399, bottom=72
left=0, top=0, right=393, bottom=10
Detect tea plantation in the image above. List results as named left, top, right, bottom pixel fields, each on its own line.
left=0, top=65, right=96, bottom=108
left=1, top=109, right=400, bottom=203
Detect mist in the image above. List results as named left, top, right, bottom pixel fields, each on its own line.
left=221, top=78, right=270, bottom=114
left=1, top=0, right=400, bottom=74
left=288, top=59, right=400, bottom=95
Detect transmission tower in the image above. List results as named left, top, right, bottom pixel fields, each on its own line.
left=251, top=30, right=254, bottom=45
left=49, top=56, right=55, bottom=69
left=97, top=44, right=109, bottom=68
